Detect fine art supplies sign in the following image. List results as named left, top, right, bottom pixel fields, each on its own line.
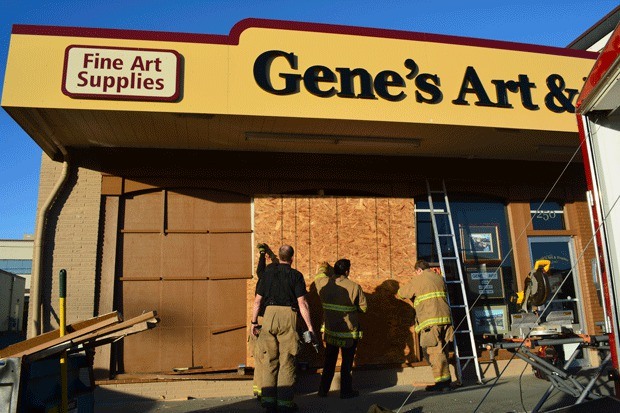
left=62, top=46, right=181, bottom=101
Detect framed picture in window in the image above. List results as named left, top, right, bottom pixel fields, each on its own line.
left=465, top=266, right=505, bottom=299
left=472, top=305, right=509, bottom=335
left=460, top=224, right=501, bottom=261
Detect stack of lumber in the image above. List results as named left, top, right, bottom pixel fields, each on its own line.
left=0, top=311, right=158, bottom=362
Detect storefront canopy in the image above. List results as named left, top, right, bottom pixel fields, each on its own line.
left=2, top=19, right=597, bottom=162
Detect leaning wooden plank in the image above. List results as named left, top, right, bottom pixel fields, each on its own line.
left=83, top=318, right=159, bottom=347
left=1, top=315, right=120, bottom=359
left=0, top=312, right=119, bottom=359
left=73, top=311, right=158, bottom=346
left=25, top=342, right=73, bottom=363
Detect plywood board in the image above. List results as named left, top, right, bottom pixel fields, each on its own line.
left=122, top=233, right=161, bottom=278
left=252, top=195, right=420, bottom=366
left=160, top=326, right=193, bottom=371
left=0, top=312, right=120, bottom=359
left=309, top=197, right=339, bottom=266
left=389, top=199, right=416, bottom=277
left=123, top=327, right=161, bottom=372
left=208, top=279, right=246, bottom=328
left=120, top=188, right=251, bottom=373
left=208, top=233, right=252, bottom=279
left=338, top=198, right=378, bottom=277
left=209, top=328, right=247, bottom=370
left=123, top=191, right=162, bottom=231
left=294, top=197, right=312, bottom=279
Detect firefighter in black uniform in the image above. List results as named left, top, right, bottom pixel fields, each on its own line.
left=251, top=245, right=315, bottom=413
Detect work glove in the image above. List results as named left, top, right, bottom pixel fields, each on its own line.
left=257, top=243, right=279, bottom=263
left=302, top=330, right=320, bottom=353
left=257, top=243, right=268, bottom=254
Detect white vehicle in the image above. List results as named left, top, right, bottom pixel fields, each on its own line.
left=577, top=22, right=620, bottom=395
left=0, top=270, right=26, bottom=333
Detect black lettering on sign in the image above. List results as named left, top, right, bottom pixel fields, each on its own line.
left=545, top=74, right=578, bottom=113
left=452, top=66, right=496, bottom=107
left=253, top=50, right=301, bottom=95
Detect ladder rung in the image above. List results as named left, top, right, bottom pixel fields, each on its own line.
left=446, top=280, right=462, bottom=284
left=429, top=190, right=445, bottom=194
left=457, top=356, right=477, bottom=360
left=431, top=211, right=449, bottom=215
left=437, top=234, right=454, bottom=237
left=455, top=330, right=472, bottom=333
left=450, top=304, right=467, bottom=308
left=441, top=256, right=459, bottom=260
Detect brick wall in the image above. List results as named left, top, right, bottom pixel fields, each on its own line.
left=29, top=154, right=102, bottom=335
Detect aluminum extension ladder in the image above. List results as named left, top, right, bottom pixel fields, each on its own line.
left=426, top=179, right=483, bottom=384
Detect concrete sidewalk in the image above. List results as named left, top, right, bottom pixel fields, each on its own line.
left=94, top=360, right=615, bottom=413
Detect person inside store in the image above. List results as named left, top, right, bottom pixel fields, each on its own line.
left=251, top=244, right=315, bottom=413
left=397, top=259, right=454, bottom=392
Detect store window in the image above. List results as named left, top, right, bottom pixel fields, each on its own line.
left=416, top=196, right=516, bottom=335
left=530, top=200, right=565, bottom=230
left=527, top=236, right=583, bottom=329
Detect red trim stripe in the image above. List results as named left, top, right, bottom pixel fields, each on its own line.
left=577, top=23, right=620, bottom=109
left=13, top=18, right=599, bottom=59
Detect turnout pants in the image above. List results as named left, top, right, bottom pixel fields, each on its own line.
left=257, top=306, right=299, bottom=410
left=420, top=324, right=453, bottom=383
left=319, top=340, right=358, bottom=395
left=248, top=316, right=264, bottom=397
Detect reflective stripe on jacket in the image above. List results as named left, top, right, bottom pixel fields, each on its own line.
left=397, top=269, right=452, bottom=333
left=314, top=273, right=367, bottom=347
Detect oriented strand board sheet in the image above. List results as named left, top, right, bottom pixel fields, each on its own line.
left=388, top=199, right=417, bottom=277
left=309, top=198, right=339, bottom=266
left=252, top=195, right=419, bottom=366
left=254, top=196, right=415, bottom=277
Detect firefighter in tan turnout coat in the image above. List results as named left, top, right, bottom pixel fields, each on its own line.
left=314, top=258, right=367, bottom=399
left=398, top=259, right=454, bottom=392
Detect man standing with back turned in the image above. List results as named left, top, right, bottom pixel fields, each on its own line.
left=397, top=259, right=454, bottom=392
left=315, top=258, right=367, bottom=399
left=251, top=245, right=315, bottom=413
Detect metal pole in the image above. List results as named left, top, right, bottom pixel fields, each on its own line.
left=575, top=353, right=611, bottom=404
left=59, top=269, right=68, bottom=413
left=531, top=345, right=583, bottom=413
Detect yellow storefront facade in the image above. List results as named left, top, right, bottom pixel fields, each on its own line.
left=1, top=19, right=601, bottom=376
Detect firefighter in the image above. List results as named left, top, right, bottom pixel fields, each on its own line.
left=398, top=259, right=454, bottom=392
left=315, top=259, right=367, bottom=399
left=250, top=243, right=279, bottom=399
left=251, top=245, right=315, bottom=413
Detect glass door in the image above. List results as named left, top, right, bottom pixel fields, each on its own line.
left=527, top=236, right=585, bottom=333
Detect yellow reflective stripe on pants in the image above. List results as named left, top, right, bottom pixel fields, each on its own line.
left=435, top=374, right=451, bottom=382
left=415, top=317, right=452, bottom=333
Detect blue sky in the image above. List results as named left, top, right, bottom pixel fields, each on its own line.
left=0, top=0, right=618, bottom=239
